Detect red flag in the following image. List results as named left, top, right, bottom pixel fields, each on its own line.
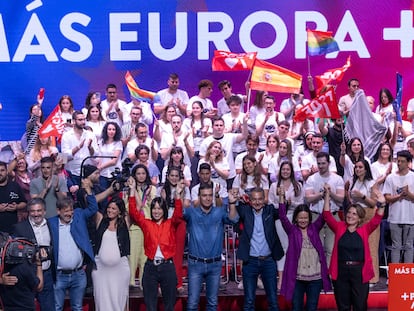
left=250, top=59, right=302, bottom=94
left=212, top=50, right=257, bottom=71
left=38, top=105, right=65, bottom=142
left=294, top=86, right=340, bottom=121
left=315, top=56, right=351, bottom=93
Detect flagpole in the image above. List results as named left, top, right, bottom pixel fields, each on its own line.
left=307, top=53, right=311, bottom=76
left=246, top=69, right=253, bottom=112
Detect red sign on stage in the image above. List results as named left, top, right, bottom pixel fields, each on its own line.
left=389, top=263, right=414, bottom=310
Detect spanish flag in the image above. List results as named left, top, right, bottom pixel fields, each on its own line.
left=250, top=59, right=302, bottom=94
left=307, top=29, right=339, bottom=56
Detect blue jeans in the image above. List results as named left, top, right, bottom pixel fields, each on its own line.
left=292, top=279, right=322, bottom=311
left=187, top=259, right=222, bottom=311
left=37, top=268, right=55, bottom=311
left=54, top=269, right=87, bottom=311
left=242, top=257, right=279, bottom=311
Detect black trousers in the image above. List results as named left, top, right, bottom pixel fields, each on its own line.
left=142, top=260, right=177, bottom=311
left=333, top=264, right=369, bottom=311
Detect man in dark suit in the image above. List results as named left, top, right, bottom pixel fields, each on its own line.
left=12, top=198, right=54, bottom=311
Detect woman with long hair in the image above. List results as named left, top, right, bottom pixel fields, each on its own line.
left=261, top=134, right=280, bottom=176
left=7, top=153, right=33, bottom=221
left=160, top=167, right=190, bottom=294
left=278, top=192, right=330, bottom=311
left=134, top=145, right=160, bottom=186
left=249, top=90, right=268, bottom=130
left=153, top=104, right=176, bottom=143
left=232, top=155, right=269, bottom=202
left=183, top=100, right=212, bottom=187
left=92, top=196, right=130, bottom=311
left=375, top=88, right=394, bottom=116
left=83, top=91, right=102, bottom=116
left=199, top=140, right=230, bottom=200
left=25, top=103, right=44, bottom=154
left=323, top=185, right=385, bottom=311
left=86, top=105, right=106, bottom=144
left=26, top=136, right=58, bottom=177
left=348, top=159, right=380, bottom=284
left=340, top=137, right=370, bottom=186
left=269, top=139, right=301, bottom=183
left=98, top=121, right=123, bottom=189
left=127, top=164, right=157, bottom=289
left=161, top=146, right=192, bottom=187
left=269, top=161, right=304, bottom=290
left=129, top=182, right=183, bottom=311
left=58, top=95, right=74, bottom=127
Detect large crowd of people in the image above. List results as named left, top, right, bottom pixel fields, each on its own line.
left=0, top=72, right=414, bottom=311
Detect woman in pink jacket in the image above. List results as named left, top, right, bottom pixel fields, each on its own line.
left=322, top=184, right=385, bottom=311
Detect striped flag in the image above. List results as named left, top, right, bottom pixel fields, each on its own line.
left=307, top=29, right=340, bottom=56
left=250, top=59, right=302, bottom=94
left=125, top=71, right=159, bottom=103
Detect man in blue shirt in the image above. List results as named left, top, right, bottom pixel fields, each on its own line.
left=184, top=182, right=238, bottom=311
left=230, top=187, right=283, bottom=311
left=49, top=179, right=97, bottom=311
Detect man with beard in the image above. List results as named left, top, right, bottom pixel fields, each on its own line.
left=0, top=161, right=27, bottom=233
left=156, top=73, right=189, bottom=116
left=255, top=95, right=286, bottom=151
left=304, top=152, right=344, bottom=265
left=30, top=157, right=68, bottom=218
left=13, top=198, right=54, bottom=310
left=184, top=182, right=238, bottom=311
left=61, top=111, right=99, bottom=186
left=160, top=114, right=194, bottom=168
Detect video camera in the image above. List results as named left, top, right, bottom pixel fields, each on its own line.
left=110, top=158, right=134, bottom=192
left=0, top=233, right=37, bottom=266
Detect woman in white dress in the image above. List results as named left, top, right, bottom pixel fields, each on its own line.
left=92, top=196, right=130, bottom=311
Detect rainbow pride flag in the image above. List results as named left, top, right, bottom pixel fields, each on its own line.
left=307, top=29, right=339, bottom=56
left=125, top=71, right=159, bottom=103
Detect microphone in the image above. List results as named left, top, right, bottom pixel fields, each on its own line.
left=79, top=155, right=117, bottom=180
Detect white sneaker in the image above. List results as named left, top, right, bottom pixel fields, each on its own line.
left=257, top=277, right=264, bottom=289
left=237, top=281, right=244, bottom=290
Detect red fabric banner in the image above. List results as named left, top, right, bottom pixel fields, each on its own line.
left=38, top=105, right=65, bottom=141
left=315, top=56, right=351, bottom=93
left=294, top=86, right=340, bottom=121
left=212, top=50, right=257, bottom=71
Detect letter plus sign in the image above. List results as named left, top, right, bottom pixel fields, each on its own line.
left=383, top=10, right=414, bottom=57
left=401, top=292, right=410, bottom=300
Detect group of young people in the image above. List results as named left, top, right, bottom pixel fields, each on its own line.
left=0, top=72, right=412, bottom=311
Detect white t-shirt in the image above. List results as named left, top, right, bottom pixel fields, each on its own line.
left=198, top=158, right=230, bottom=197
left=232, top=174, right=269, bottom=197
left=99, top=140, right=123, bottom=178
left=156, top=88, right=189, bottom=118
left=304, top=173, right=344, bottom=213
left=222, top=112, right=246, bottom=153
left=186, top=96, right=214, bottom=116
left=199, top=134, right=238, bottom=179
left=159, top=130, right=194, bottom=168
left=301, top=153, right=337, bottom=173
left=255, top=112, right=285, bottom=150
left=182, top=117, right=212, bottom=152
left=383, top=171, right=414, bottom=224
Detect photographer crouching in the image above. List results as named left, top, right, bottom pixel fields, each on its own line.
left=0, top=232, right=45, bottom=311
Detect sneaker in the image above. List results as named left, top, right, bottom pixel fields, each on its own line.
left=237, top=281, right=244, bottom=290
left=257, top=277, right=264, bottom=289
